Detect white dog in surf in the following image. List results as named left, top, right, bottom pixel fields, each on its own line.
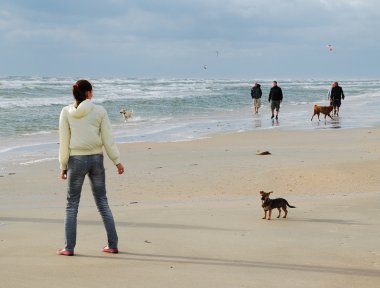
left=120, top=106, right=133, bottom=122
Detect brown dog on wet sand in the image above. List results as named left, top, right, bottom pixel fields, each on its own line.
left=260, top=191, right=296, bottom=220
left=311, top=104, right=334, bottom=121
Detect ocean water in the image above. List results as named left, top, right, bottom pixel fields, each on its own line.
left=1, top=76, right=379, bottom=169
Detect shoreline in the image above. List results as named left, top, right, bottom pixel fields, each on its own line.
left=2, top=77, right=380, bottom=169
left=1, top=114, right=380, bottom=172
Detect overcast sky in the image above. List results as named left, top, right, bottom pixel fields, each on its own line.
left=0, top=0, right=379, bottom=79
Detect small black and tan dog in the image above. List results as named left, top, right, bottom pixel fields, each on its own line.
left=260, top=191, right=296, bottom=220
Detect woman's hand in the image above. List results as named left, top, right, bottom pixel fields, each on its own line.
left=116, top=163, right=125, bottom=175
left=60, top=170, right=67, bottom=180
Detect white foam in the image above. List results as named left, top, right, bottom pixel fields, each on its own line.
left=20, top=157, right=57, bottom=166
left=22, top=131, right=52, bottom=136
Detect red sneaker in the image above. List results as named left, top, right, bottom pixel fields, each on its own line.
left=102, top=246, right=119, bottom=254
left=57, top=249, right=74, bottom=256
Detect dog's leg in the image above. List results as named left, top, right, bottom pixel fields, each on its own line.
left=283, top=206, right=288, bottom=218
left=327, top=113, right=333, bottom=120
left=277, top=208, right=281, bottom=218
left=311, top=113, right=315, bottom=121
left=262, top=210, right=267, bottom=219
left=268, top=209, right=272, bottom=220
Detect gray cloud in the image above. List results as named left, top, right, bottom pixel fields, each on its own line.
left=0, top=0, right=379, bottom=77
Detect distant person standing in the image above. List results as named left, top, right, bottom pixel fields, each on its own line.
left=268, top=81, right=283, bottom=120
left=329, top=81, right=345, bottom=116
left=251, top=82, right=262, bottom=114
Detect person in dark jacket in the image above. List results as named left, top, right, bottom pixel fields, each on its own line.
left=268, top=81, right=283, bottom=119
left=251, top=82, right=262, bottom=114
left=329, top=81, right=345, bottom=116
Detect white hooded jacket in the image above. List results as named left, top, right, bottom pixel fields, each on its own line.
left=59, top=99, right=120, bottom=170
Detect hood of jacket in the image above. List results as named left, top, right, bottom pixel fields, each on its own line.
left=68, top=99, right=94, bottom=118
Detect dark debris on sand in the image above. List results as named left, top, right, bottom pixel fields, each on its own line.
left=256, top=151, right=271, bottom=155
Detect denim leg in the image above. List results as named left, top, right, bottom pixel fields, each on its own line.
left=88, top=155, right=118, bottom=248
left=64, top=156, right=87, bottom=251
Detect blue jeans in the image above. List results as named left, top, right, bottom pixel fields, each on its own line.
left=64, top=154, right=118, bottom=251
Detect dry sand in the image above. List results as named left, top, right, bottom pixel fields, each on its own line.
left=1, top=127, right=380, bottom=287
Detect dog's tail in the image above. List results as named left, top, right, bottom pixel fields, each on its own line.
left=285, top=200, right=296, bottom=208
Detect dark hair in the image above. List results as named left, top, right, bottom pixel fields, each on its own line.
left=72, top=79, right=92, bottom=106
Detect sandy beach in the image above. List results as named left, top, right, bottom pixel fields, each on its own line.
left=1, top=127, right=380, bottom=287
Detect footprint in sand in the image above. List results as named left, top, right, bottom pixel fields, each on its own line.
left=370, top=251, right=380, bottom=266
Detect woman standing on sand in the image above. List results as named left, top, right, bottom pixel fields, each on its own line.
left=58, top=79, right=124, bottom=256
